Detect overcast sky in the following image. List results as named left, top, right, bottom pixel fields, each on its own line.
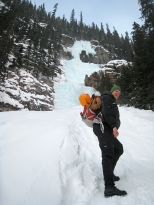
left=33, top=0, right=143, bottom=37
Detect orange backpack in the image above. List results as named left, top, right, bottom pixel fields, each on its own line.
left=79, top=94, right=104, bottom=131
left=79, top=93, right=91, bottom=108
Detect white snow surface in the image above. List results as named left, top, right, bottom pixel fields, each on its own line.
left=0, top=41, right=154, bottom=205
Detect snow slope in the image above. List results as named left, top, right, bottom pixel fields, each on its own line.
left=0, top=41, right=154, bottom=205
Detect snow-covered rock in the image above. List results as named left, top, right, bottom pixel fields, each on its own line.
left=0, top=68, right=54, bottom=111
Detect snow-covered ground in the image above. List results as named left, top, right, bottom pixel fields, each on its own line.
left=0, top=41, right=154, bottom=205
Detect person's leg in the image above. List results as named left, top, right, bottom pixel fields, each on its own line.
left=93, top=124, right=114, bottom=187
left=104, top=137, right=127, bottom=197
left=112, top=138, right=123, bottom=172
left=93, top=124, right=127, bottom=197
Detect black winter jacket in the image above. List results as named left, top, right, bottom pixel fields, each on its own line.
left=97, top=91, right=120, bottom=130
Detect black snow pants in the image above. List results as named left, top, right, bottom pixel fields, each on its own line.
left=93, top=123, right=123, bottom=187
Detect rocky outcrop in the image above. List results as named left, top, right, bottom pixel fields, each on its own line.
left=0, top=68, right=55, bottom=111
left=85, top=70, right=104, bottom=90
left=61, top=34, right=75, bottom=47
left=93, top=45, right=111, bottom=64
left=58, top=34, right=75, bottom=60
left=84, top=60, right=128, bottom=90
left=80, top=40, right=111, bottom=64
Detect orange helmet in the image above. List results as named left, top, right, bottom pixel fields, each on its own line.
left=79, top=94, right=91, bottom=108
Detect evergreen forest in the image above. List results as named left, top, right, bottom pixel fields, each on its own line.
left=0, top=0, right=154, bottom=110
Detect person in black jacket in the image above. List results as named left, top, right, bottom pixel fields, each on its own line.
left=93, top=86, right=127, bottom=197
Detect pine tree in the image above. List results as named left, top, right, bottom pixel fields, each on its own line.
left=51, top=3, right=58, bottom=19
left=124, top=32, right=133, bottom=62
left=112, top=27, right=122, bottom=58
left=70, top=9, right=75, bottom=36
left=130, top=0, right=154, bottom=110
left=61, top=15, right=67, bottom=34
left=79, top=12, right=83, bottom=40
left=116, top=64, right=133, bottom=105
left=51, top=3, right=58, bottom=28
left=106, top=24, right=112, bottom=45
left=139, top=0, right=154, bottom=110
left=0, top=0, right=20, bottom=71
left=99, top=72, right=113, bottom=93
left=98, top=23, right=105, bottom=45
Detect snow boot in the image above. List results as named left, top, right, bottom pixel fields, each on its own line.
left=113, top=174, right=120, bottom=181
left=104, top=186, right=127, bottom=197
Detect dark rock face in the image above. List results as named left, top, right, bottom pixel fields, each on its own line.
left=80, top=50, right=89, bottom=63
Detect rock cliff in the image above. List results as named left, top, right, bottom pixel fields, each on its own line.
left=0, top=68, right=55, bottom=111
left=80, top=40, right=111, bottom=64
left=84, top=60, right=128, bottom=91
